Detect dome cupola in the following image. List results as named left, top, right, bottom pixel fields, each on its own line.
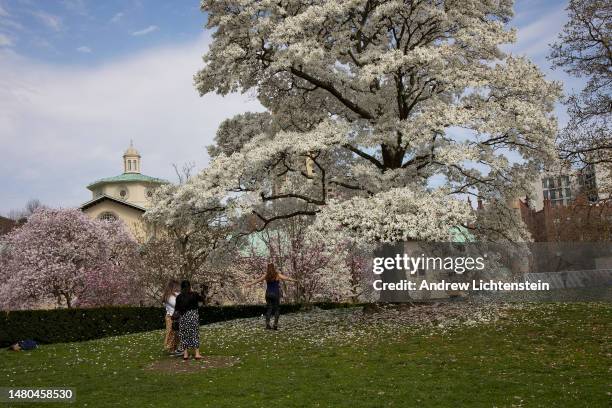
left=123, top=141, right=141, bottom=173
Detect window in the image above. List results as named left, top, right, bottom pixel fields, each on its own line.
left=542, top=175, right=573, bottom=207
left=99, top=212, right=117, bottom=222
left=118, top=185, right=129, bottom=200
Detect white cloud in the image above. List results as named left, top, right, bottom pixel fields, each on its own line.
left=508, top=3, right=584, bottom=106
left=76, top=45, right=91, bottom=53
left=512, top=7, right=566, bottom=60
left=0, top=33, right=12, bottom=47
left=131, top=25, right=158, bottom=36
left=32, top=11, right=62, bottom=31
left=0, top=2, right=22, bottom=32
left=0, top=18, right=23, bottom=31
left=0, top=34, right=263, bottom=213
left=110, top=12, right=124, bottom=23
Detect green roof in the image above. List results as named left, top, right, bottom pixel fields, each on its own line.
left=87, top=173, right=169, bottom=190
left=238, top=231, right=277, bottom=257
left=450, top=225, right=475, bottom=243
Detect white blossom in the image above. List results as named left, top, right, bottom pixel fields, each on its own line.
left=153, top=0, right=560, bottom=245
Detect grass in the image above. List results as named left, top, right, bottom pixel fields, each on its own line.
left=1, top=302, right=610, bottom=407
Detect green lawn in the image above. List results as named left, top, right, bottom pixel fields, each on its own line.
left=1, top=302, right=610, bottom=407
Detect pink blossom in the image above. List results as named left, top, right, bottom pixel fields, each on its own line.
left=0, top=208, right=143, bottom=310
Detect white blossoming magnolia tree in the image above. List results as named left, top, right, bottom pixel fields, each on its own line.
left=149, top=0, right=560, bottom=252
left=142, top=183, right=247, bottom=305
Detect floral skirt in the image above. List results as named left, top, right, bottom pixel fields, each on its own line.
left=164, top=315, right=178, bottom=351
left=179, top=309, right=200, bottom=349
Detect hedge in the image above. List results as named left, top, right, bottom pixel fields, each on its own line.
left=0, top=302, right=358, bottom=347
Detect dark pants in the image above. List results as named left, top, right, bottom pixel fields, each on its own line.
left=265, top=293, right=280, bottom=328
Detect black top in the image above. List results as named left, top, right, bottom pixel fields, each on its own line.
left=175, top=292, right=203, bottom=314
left=266, top=280, right=281, bottom=297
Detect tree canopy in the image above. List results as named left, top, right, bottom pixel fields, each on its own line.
left=549, top=0, right=611, bottom=189
left=151, top=0, right=560, bottom=244
left=0, top=208, right=142, bottom=309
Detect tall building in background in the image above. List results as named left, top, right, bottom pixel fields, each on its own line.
left=516, top=163, right=611, bottom=242
left=529, top=164, right=606, bottom=211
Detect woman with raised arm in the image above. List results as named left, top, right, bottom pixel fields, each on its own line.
left=247, top=262, right=296, bottom=330
left=174, top=280, right=204, bottom=361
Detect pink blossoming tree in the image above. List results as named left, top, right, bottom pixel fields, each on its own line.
left=0, top=208, right=143, bottom=310
left=239, top=216, right=366, bottom=303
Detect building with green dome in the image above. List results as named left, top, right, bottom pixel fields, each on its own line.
left=80, top=143, right=168, bottom=237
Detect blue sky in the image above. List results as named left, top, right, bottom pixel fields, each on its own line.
left=0, top=0, right=578, bottom=214
left=0, top=0, right=204, bottom=63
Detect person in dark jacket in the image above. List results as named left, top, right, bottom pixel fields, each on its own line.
left=174, top=280, right=204, bottom=361
left=247, top=263, right=296, bottom=330
left=8, top=339, right=37, bottom=351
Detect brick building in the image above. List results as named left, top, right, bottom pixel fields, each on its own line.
left=518, top=196, right=611, bottom=242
